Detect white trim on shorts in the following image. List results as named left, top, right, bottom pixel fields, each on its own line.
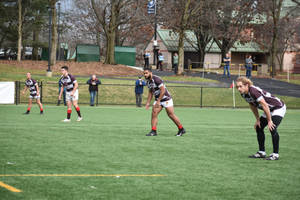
left=262, top=104, right=286, bottom=118
left=153, top=99, right=173, bottom=108
left=66, top=89, right=79, bottom=102
left=29, top=95, right=40, bottom=99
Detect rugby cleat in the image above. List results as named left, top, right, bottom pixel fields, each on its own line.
left=248, top=151, right=266, bottom=158
left=77, top=117, right=83, bottom=122
left=176, top=128, right=186, bottom=136
left=23, top=111, right=30, bottom=115
left=265, top=153, right=279, bottom=160
left=146, top=130, right=157, bottom=136
left=62, top=119, right=71, bottom=122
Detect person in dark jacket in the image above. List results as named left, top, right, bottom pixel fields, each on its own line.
left=135, top=75, right=146, bottom=107
left=86, top=75, right=101, bottom=106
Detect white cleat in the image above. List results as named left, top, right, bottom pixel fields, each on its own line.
left=77, top=117, right=83, bottom=122
left=62, top=119, right=71, bottom=122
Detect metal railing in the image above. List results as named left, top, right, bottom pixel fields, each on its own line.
left=14, top=81, right=300, bottom=109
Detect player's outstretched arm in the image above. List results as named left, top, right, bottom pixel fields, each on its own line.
left=22, top=86, right=28, bottom=95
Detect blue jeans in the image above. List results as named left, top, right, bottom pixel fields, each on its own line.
left=58, top=87, right=66, bottom=105
left=223, top=65, right=230, bottom=77
left=246, top=68, right=252, bottom=78
left=90, top=91, right=97, bottom=106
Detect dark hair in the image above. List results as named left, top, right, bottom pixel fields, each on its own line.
left=143, top=68, right=152, bottom=72
left=61, top=66, right=68, bottom=71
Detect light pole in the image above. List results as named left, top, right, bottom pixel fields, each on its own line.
left=46, top=6, right=52, bottom=77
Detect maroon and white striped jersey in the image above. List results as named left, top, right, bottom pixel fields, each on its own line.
left=25, top=79, right=38, bottom=96
left=241, top=85, right=284, bottom=111
left=60, top=74, right=77, bottom=92
left=147, top=75, right=171, bottom=102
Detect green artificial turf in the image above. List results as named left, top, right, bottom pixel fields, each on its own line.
left=0, top=105, right=299, bottom=200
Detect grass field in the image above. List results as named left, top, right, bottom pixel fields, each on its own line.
left=0, top=105, right=300, bottom=200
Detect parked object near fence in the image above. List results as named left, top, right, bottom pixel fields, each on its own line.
left=76, top=44, right=100, bottom=62
left=114, top=46, right=136, bottom=66
left=257, top=64, right=268, bottom=76
left=0, top=82, right=15, bottom=104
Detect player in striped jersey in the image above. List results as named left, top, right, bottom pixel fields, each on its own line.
left=144, top=68, right=185, bottom=136
left=236, top=77, right=286, bottom=160
left=58, top=66, right=82, bottom=122
left=22, top=72, right=43, bottom=114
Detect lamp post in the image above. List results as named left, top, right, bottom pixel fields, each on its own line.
left=46, top=6, right=52, bottom=77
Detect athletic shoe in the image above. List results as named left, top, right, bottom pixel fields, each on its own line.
left=265, top=153, right=279, bottom=160
left=40, top=111, right=43, bottom=115
left=62, top=119, right=71, bottom=122
left=77, top=117, right=83, bottom=122
left=146, top=130, right=157, bottom=136
left=176, top=128, right=186, bottom=136
left=248, top=152, right=266, bottom=158
left=23, top=111, right=30, bottom=115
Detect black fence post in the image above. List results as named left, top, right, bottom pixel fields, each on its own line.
left=18, top=81, right=21, bottom=104
left=96, top=91, right=99, bottom=106
left=40, top=81, right=43, bottom=103
left=15, top=81, right=18, bottom=105
left=200, top=87, right=203, bottom=108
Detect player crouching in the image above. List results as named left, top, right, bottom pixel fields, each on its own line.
left=58, top=66, right=82, bottom=122
left=236, top=77, right=286, bottom=160
left=144, top=68, right=186, bottom=136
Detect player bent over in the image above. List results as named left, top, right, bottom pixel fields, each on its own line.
left=22, top=72, right=43, bottom=114
left=236, top=77, right=286, bottom=160
left=144, top=68, right=186, bottom=136
left=58, top=66, right=82, bottom=122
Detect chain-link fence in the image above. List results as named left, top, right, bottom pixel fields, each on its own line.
left=14, top=81, right=300, bottom=109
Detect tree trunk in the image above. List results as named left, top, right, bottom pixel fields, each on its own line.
left=105, top=31, right=116, bottom=64
left=177, top=29, right=185, bottom=74
left=32, top=28, right=40, bottom=60
left=104, top=2, right=118, bottom=65
left=50, top=0, right=57, bottom=66
left=177, top=0, right=191, bottom=75
left=17, top=0, right=22, bottom=62
left=198, top=49, right=205, bottom=69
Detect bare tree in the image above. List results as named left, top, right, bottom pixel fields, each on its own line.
left=160, top=0, right=201, bottom=74
left=90, top=0, right=139, bottom=64
left=17, top=0, right=22, bottom=61
left=256, top=0, right=300, bottom=77
left=49, top=0, right=58, bottom=65
left=210, top=0, right=257, bottom=65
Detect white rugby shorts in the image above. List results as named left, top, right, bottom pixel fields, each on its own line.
left=153, top=99, right=173, bottom=108
left=66, top=89, right=79, bottom=102
left=262, top=104, right=286, bottom=118
left=29, top=95, right=40, bottom=99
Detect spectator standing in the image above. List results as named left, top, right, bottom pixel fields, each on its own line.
left=86, top=75, right=101, bottom=106
left=173, top=53, right=178, bottom=74
left=245, top=55, right=253, bottom=78
left=223, top=53, right=231, bottom=78
left=143, top=51, right=150, bottom=69
left=157, top=50, right=164, bottom=71
left=135, top=75, right=146, bottom=107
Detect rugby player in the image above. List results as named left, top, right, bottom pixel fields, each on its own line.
left=144, top=68, right=186, bottom=136
left=22, top=72, right=43, bottom=114
left=58, top=66, right=82, bottom=122
left=236, top=77, right=286, bottom=160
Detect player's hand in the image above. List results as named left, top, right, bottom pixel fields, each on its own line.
left=254, top=119, right=261, bottom=130
left=145, top=103, right=150, bottom=110
left=268, top=120, right=276, bottom=131
left=58, top=96, right=61, bottom=100
left=70, top=91, right=74, bottom=96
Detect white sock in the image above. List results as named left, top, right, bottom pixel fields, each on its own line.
left=258, top=151, right=266, bottom=155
